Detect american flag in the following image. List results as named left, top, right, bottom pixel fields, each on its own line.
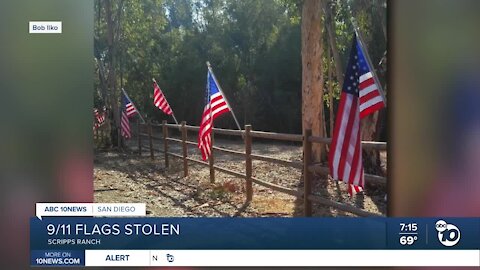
left=93, top=108, right=106, bottom=130
left=198, top=70, right=231, bottom=161
left=124, top=94, right=138, bottom=118
left=121, top=93, right=135, bottom=139
left=153, top=81, right=173, bottom=115
left=95, top=108, right=106, bottom=124
left=328, top=34, right=385, bottom=195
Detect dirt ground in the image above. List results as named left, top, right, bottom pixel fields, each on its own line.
left=94, top=134, right=387, bottom=217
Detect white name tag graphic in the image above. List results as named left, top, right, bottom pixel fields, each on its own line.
left=35, top=203, right=146, bottom=219
left=29, top=21, right=62, bottom=33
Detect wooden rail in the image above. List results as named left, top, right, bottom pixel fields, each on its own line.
left=214, top=165, right=246, bottom=179
left=309, top=136, right=387, bottom=150
left=212, top=146, right=245, bottom=157
left=150, top=135, right=163, bottom=141
left=136, top=121, right=387, bottom=217
left=251, top=154, right=303, bottom=169
left=308, top=164, right=387, bottom=185
left=251, top=176, right=301, bottom=197
left=166, top=137, right=182, bottom=143
left=185, top=140, right=197, bottom=146
left=250, top=130, right=303, bottom=142
left=167, top=152, right=183, bottom=160
left=213, top=127, right=243, bottom=136
left=307, top=194, right=382, bottom=217
left=165, top=123, right=180, bottom=129
left=185, top=125, right=200, bottom=132
left=186, top=156, right=209, bottom=166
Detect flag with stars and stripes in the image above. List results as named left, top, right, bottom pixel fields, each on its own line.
left=124, top=93, right=138, bottom=118
left=121, top=93, right=136, bottom=139
left=328, top=33, right=385, bottom=195
left=93, top=108, right=106, bottom=130
left=198, top=70, right=231, bottom=161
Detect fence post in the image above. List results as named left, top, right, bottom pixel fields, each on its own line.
left=148, top=121, right=154, bottom=160
left=245, top=125, right=253, bottom=202
left=162, top=120, right=169, bottom=168
left=181, top=121, right=188, bottom=177
left=209, top=132, right=215, bottom=183
left=137, top=119, right=142, bottom=156
left=303, top=128, right=313, bottom=217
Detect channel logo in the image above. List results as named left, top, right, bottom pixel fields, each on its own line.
left=435, top=220, right=461, bottom=247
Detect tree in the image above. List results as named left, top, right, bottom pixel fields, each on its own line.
left=93, top=0, right=386, bottom=146
left=96, top=0, right=126, bottom=147
left=301, top=0, right=324, bottom=161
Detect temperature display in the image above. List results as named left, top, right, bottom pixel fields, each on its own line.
left=399, top=235, right=418, bottom=245
left=399, top=223, right=419, bottom=246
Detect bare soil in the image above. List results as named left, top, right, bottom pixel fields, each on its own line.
left=94, top=136, right=387, bottom=217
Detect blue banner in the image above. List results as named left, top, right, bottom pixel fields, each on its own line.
left=31, top=217, right=479, bottom=250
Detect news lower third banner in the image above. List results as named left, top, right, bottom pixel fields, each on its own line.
left=30, top=204, right=480, bottom=267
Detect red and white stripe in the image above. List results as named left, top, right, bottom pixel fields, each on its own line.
left=359, top=72, right=384, bottom=119
left=198, top=92, right=230, bottom=161
left=153, top=82, right=173, bottom=115
left=95, top=109, right=106, bottom=124
left=329, top=92, right=364, bottom=195
left=93, top=108, right=106, bottom=130
left=121, top=110, right=131, bottom=139
left=125, top=102, right=137, bottom=118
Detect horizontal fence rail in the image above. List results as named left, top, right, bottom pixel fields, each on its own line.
left=307, top=194, right=382, bottom=217
left=151, top=135, right=163, bottom=141
left=136, top=120, right=387, bottom=217
left=212, top=146, right=245, bottom=157
left=213, top=127, right=243, bottom=136
left=251, top=154, right=303, bottom=169
left=309, top=136, right=387, bottom=150
left=250, top=130, right=303, bottom=142
left=308, top=164, right=387, bottom=185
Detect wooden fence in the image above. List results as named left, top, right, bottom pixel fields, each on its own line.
left=94, top=124, right=111, bottom=147
left=135, top=120, right=387, bottom=217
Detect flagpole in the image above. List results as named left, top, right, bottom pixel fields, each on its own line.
left=152, top=78, right=179, bottom=126
left=206, top=61, right=243, bottom=132
left=121, top=88, right=146, bottom=123
left=350, top=19, right=387, bottom=106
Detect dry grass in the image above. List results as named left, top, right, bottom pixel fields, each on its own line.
left=94, top=137, right=386, bottom=217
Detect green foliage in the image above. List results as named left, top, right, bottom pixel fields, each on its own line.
left=94, top=0, right=386, bottom=134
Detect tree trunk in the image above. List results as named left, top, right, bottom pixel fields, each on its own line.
left=105, top=0, right=120, bottom=147
left=301, top=0, right=324, bottom=162
left=324, top=1, right=344, bottom=88
left=95, top=58, right=109, bottom=108
left=327, top=47, right=334, bottom=138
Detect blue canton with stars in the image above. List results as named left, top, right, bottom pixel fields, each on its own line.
left=205, top=70, right=221, bottom=104
left=121, top=92, right=130, bottom=111
left=343, top=34, right=372, bottom=96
